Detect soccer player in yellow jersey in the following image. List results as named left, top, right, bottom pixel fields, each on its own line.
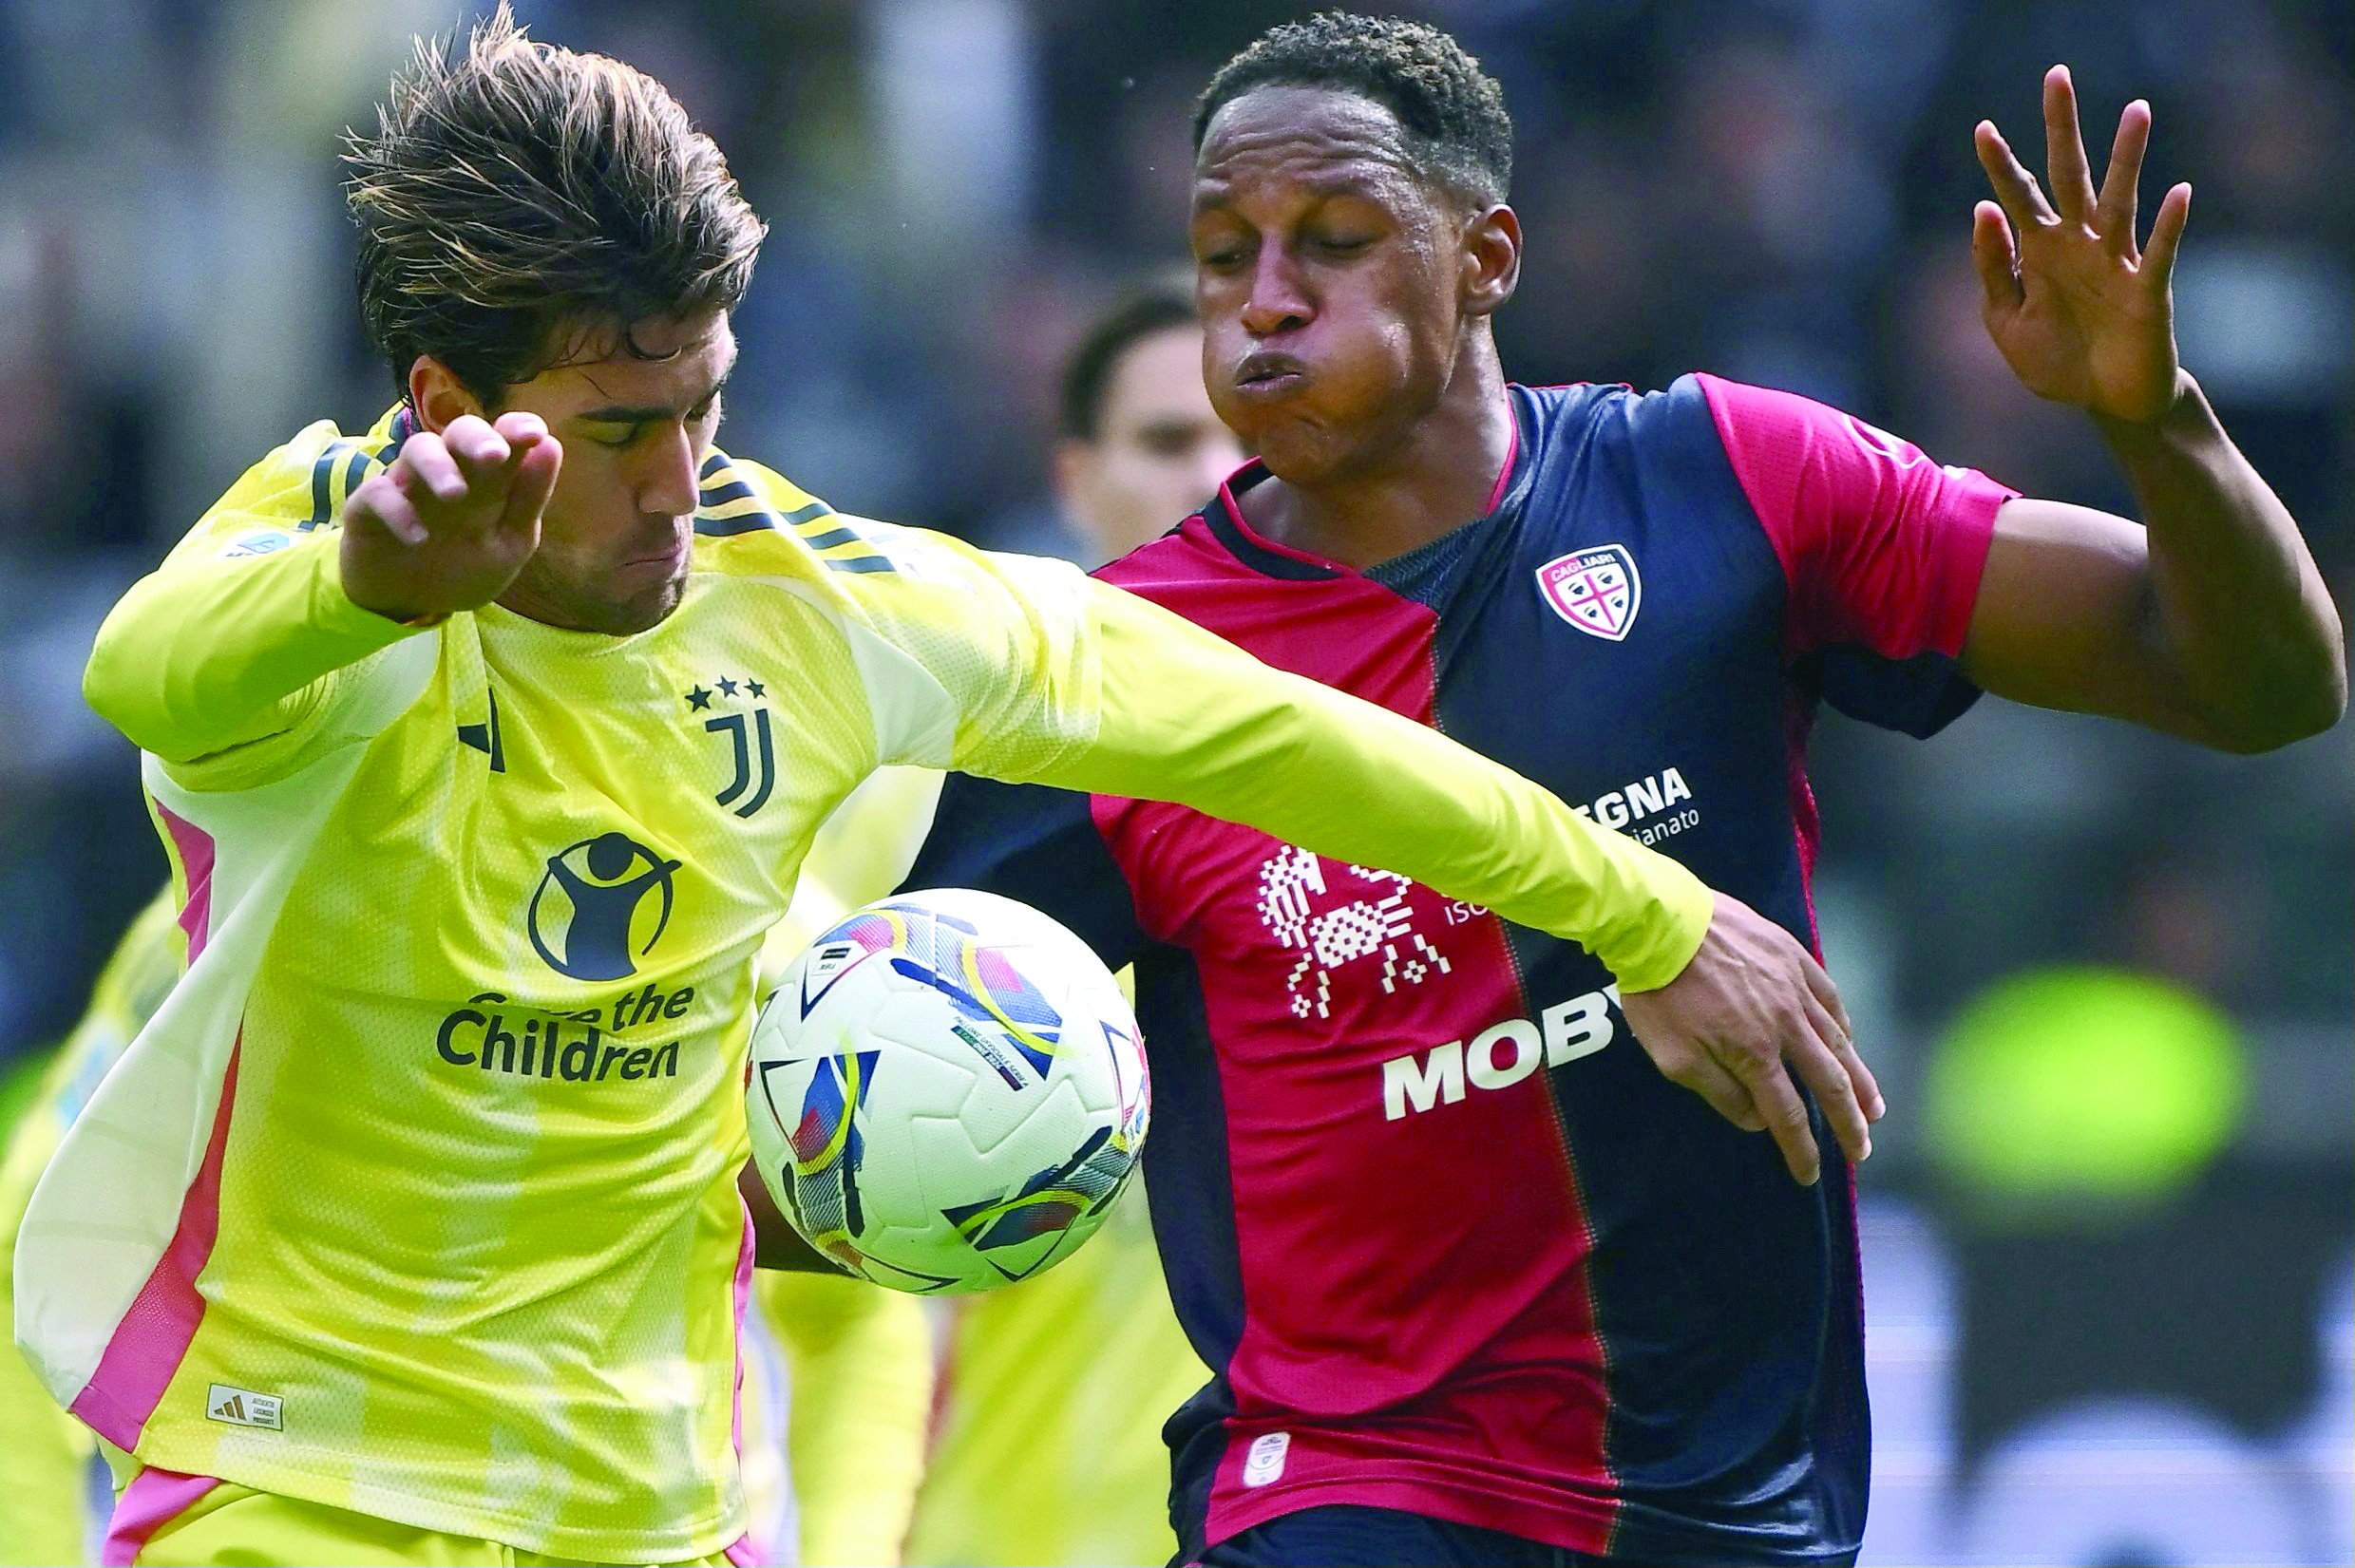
left=906, top=289, right=1242, bottom=1568
left=14, top=10, right=1876, bottom=1564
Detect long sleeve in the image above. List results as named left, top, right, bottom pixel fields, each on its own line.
left=1035, top=578, right=1714, bottom=992
left=0, top=892, right=181, bottom=1566
left=85, top=527, right=421, bottom=764
left=826, top=521, right=1713, bottom=993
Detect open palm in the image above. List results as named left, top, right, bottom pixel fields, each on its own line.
left=1971, top=66, right=2192, bottom=426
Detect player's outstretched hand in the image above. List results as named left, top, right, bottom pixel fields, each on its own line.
left=1619, top=893, right=1881, bottom=1186
left=341, top=412, right=561, bottom=624
left=1970, top=65, right=2189, bottom=425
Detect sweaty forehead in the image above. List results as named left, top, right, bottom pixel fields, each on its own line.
left=1194, top=86, right=1422, bottom=207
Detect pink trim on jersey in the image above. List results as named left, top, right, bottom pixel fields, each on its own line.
left=101, top=1464, right=219, bottom=1565
left=725, top=1532, right=761, bottom=1567
left=70, top=1042, right=243, bottom=1452
left=155, top=802, right=216, bottom=962
left=730, top=1194, right=754, bottom=1463
left=1695, top=372, right=2010, bottom=662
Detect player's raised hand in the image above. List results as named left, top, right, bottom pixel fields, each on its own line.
left=1970, top=66, right=2191, bottom=425
left=1619, top=893, right=1881, bottom=1186
left=341, top=412, right=560, bottom=623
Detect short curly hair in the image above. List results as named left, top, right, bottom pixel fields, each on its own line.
left=344, top=3, right=765, bottom=404
left=1192, top=12, right=1512, bottom=206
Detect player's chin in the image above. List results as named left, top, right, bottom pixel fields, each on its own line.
left=1244, top=416, right=1358, bottom=486
left=593, top=569, right=688, bottom=634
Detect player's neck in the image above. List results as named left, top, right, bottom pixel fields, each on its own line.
left=1252, top=344, right=1513, bottom=572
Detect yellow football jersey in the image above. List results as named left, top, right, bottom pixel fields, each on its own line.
left=18, top=406, right=1710, bottom=1561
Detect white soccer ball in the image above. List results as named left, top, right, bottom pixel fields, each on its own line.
left=747, top=889, right=1149, bottom=1294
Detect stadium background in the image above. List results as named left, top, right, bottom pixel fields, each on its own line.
left=0, top=0, right=2346, bottom=1561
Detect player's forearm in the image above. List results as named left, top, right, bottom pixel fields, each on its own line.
left=2098, top=372, right=2346, bottom=750
left=85, top=531, right=419, bottom=762
left=1053, top=586, right=1715, bottom=992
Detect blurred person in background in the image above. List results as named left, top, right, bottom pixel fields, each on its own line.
left=904, top=13, right=2343, bottom=1567
left=904, top=286, right=1240, bottom=1568
left=1051, top=288, right=1249, bottom=564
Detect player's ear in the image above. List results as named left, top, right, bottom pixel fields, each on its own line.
left=1461, top=202, right=1522, bottom=319
left=408, top=356, right=488, bottom=434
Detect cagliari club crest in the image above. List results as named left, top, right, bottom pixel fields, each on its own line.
left=1536, top=544, right=1642, bottom=642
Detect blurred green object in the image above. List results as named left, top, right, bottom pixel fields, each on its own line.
left=0, top=1050, right=47, bottom=1144
left=1926, top=965, right=2247, bottom=1213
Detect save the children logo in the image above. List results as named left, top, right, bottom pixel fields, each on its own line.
left=527, top=832, right=682, bottom=981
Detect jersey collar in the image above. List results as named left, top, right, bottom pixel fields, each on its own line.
left=1198, top=386, right=1535, bottom=583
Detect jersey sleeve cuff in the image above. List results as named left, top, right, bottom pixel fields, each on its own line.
left=1601, top=856, right=1715, bottom=994
left=310, top=534, right=444, bottom=653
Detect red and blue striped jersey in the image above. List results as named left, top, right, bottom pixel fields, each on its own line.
left=902, top=375, right=2011, bottom=1562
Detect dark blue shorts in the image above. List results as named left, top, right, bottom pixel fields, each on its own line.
left=1184, top=1505, right=1598, bottom=1568
left=1182, top=1504, right=1866, bottom=1567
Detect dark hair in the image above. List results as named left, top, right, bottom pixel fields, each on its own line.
left=344, top=3, right=767, bottom=403
left=1192, top=11, right=1512, bottom=206
left=1058, top=290, right=1198, bottom=441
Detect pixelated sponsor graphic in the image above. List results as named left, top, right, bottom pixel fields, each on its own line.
left=1256, top=846, right=1452, bottom=1021
left=1243, top=1430, right=1290, bottom=1487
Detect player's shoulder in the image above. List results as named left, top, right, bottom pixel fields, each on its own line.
left=1502, top=376, right=1820, bottom=576
left=687, top=447, right=894, bottom=592
left=1517, top=375, right=1730, bottom=454
left=1092, top=467, right=1314, bottom=607
left=688, top=447, right=1081, bottom=627
left=173, top=405, right=410, bottom=560
left=1093, top=510, right=1230, bottom=594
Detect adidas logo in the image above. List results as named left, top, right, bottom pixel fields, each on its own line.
left=205, top=1383, right=282, bottom=1430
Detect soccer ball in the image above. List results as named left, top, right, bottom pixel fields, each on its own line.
left=747, top=889, right=1149, bottom=1294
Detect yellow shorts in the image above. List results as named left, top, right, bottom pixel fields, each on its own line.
left=104, top=1465, right=756, bottom=1567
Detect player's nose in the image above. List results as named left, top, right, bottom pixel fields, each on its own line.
left=637, top=423, right=701, bottom=520
left=1240, top=249, right=1313, bottom=339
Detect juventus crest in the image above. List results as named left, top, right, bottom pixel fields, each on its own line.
left=682, top=674, right=776, bottom=818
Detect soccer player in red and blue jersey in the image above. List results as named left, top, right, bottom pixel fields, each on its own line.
left=901, top=15, right=2345, bottom=1567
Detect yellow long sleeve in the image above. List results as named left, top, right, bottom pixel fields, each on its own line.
left=810, top=514, right=1714, bottom=994
left=80, top=413, right=423, bottom=768
left=1, top=892, right=181, bottom=1567
left=84, top=529, right=418, bottom=765
left=0, top=1049, right=97, bottom=1568
left=1028, top=577, right=1713, bottom=992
